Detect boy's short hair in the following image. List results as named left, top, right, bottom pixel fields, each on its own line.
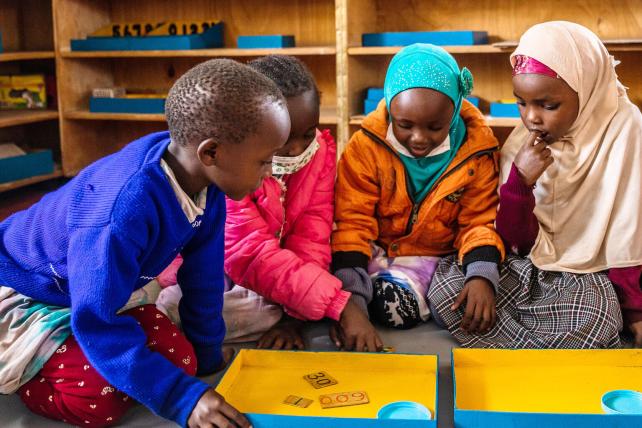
left=248, top=55, right=319, bottom=100
left=166, top=58, right=285, bottom=146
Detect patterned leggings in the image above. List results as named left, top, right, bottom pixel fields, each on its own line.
left=17, top=304, right=197, bottom=427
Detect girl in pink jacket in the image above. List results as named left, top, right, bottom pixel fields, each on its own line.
left=159, top=56, right=381, bottom=351
left=224, top=55, right=380, bottom=350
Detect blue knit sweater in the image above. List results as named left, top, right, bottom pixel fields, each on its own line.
left=0, top=131, right=226, bottom=426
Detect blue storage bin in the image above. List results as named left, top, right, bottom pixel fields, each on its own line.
left=89, top=97, right=166, bottom=114
left=362, top=31, right=488, bottom=47
left=367, top=87, right=385, bottom=101
left=364, top=99, right=381, bottom=115
left=465, top=96, right=480, bottom=108
left=237, top=35, right=295, bottom=49
left=71, top=23, right=224, bottom=51
left=490, top=102, right=520, bottom=118
left=0, top=150, right=54, bottom=184
left=363, top=87, right=384, bottom=115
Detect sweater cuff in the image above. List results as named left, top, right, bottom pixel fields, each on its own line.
left=324, top=289, right=352, bottom=321
left=332, top=251, right=369, bottom=272
left=161, top=376, right=211, bottom=427
left=194, top=344, right=223, bottom=376
left=335, top=267, right=372, bottom=315
left=462, top=246, right=501, bottom=269
left=502, top=163, right=536, bottom=197
left=464, top=261, right=500, bottom=293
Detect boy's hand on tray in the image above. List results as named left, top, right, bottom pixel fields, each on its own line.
left=188, top=388, right=252, bottom=428
left=452, top=277, right=497, bottom=334
left=330, top=299, right=383, bottom=352
left=257, top=318, right=305, bottom=350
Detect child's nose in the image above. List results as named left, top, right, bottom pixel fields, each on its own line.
left=525, top=107, right=543, bottom=126
left=411, top=129, right=431, bottom=145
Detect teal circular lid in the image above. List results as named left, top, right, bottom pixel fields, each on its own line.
left=377, top=401, right=432, bottom=420
left=601, top=390, right=642, bottom=414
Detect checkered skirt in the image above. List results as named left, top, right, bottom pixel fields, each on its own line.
left=427, top=255, right=623, bottom=348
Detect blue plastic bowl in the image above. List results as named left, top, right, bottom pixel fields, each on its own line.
left=377, top=401, right=432, bottom=420
left=601, top=390, right=642, bottom=414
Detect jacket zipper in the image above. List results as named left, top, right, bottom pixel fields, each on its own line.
left=360, top=128, right=497, bottom=235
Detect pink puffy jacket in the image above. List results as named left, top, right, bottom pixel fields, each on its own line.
left=224, top=129, right=350, bottom=321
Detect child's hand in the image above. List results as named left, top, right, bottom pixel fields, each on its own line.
left=257, top=318, right=305, bottom=350
left=630, top=320, right=642, bottom=348
left=188, top=389, right=252, bottom=428
left=330, top=299, right=383, bottom=352
left=514, top=131, right=554, bottom=186
left=451, top=278, right=497, bottom=334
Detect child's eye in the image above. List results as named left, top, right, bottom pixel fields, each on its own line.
left=397, top=122, right=412, bottom=130
left=429, top=126, right=444, bottom=132
left=516, top=100, right=526, bottom=107
left=544, top=104, right=560, bottom=111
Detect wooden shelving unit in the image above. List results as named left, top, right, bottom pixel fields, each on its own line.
left=52, top=0, right=338, bottom=175
left=0, top=0, right=59, bottom=193
left=337, top=0, right=642, bottom=152
left=0, top=0, right=633, bottom=180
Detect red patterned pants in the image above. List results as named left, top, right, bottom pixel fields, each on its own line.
left=17, top=304, right=197, bottom=427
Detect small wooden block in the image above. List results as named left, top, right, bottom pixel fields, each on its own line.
left=382, top=346, right=396, bottom=353
left=303, top=371, right=338, bottom=389
left=283, top=395, right=312, bottom=408
left=319, top=391, right=370, bottom=409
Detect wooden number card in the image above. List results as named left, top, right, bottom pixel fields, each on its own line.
left=319, top=391, right=370, bottom=409
left=303, top=371, right=338, bottom=389
left=148, top=21, right=221, bottom=36
left=91, top=22, right=164, bottom=38
left=283, top=395, right=312, bottom=408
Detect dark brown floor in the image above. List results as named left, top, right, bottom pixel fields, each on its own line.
left=0, top=178, right=67, bottom=221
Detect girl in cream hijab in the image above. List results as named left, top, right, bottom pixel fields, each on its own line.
left=428, top=21, right=642, bottom=348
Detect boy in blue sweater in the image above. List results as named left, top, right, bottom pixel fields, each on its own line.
left=0, top=59, right=290, bottom=427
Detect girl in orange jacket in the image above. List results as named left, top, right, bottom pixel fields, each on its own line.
left=332, top=44, right=505, bottom=335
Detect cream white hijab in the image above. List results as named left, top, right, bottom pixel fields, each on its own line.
left=500, top=21, right=642, bottom=273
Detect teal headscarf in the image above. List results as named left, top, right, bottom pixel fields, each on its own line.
left=384, top=43, right=473, bottom=202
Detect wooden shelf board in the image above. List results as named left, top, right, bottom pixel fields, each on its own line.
left=65, top=106, right=339, bottom=125
left=349, top=114, right=520, bottom=127
left=0, top=51, right=55, bottom=62
left=348, top=45, right=510, bottom=55
left=64, top=110, right=165, bottom=122
left=60, top=46, right=336, bottom=58
left=0, top=110, right=59, bottom=128
left=0, top=167, right=63, bottom=193
left=349, top=39, right=642, bottom=56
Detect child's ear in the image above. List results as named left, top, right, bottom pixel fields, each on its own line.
left=197, top=138, right=218, bottom=167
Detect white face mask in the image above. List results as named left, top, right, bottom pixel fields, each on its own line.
left=385, top=124, right=451, bottom=158
left=272, top=137, right=320, bottom=176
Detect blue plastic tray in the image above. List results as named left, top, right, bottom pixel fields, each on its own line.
left=237, top=35, right=295, bottom=49
left=362, top=31, right=488, bottom=47
left=0, top=150, right=54, bottom=184
left=71, top=23, right=224, bottom=51
left=89, top=97, right=166, bottom=114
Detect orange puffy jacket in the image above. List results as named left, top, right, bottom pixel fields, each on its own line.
left=332, top=99, right=505, bottom=269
